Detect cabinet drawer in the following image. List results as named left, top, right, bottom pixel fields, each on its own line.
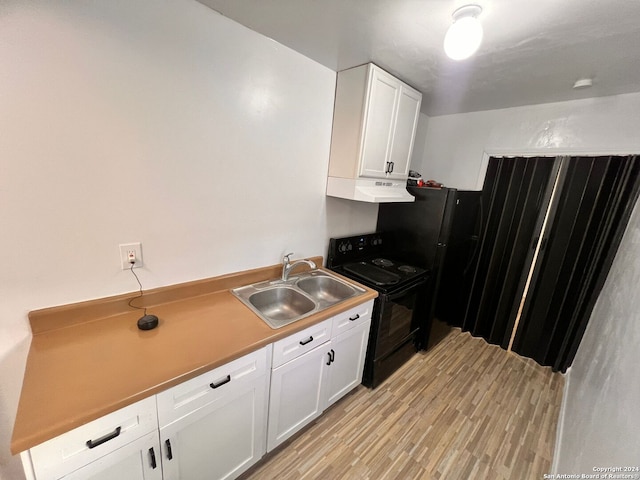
left=28, top=396, right=158, bottom=480
left=331, top=300, right=373, bottom=337
left=54, top=431, right=162, bottom=480
left=271, top=318, right=332, bottom=368
left=156, top=345, right=270, bottom=428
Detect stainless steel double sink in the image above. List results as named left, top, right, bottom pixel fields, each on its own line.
left=231, top=270, right=365, bottom=329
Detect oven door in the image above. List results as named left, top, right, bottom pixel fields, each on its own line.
left=373, top=279, right=425, bottom=360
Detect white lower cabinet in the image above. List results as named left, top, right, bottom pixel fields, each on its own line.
left=22, top=397, right=159, bottom=480
left=21, top=300, right=374, bottom=480
left=267, top=341, right=331, bottom=451
left=325, top=319, right=372, bottom=407
left=266, top=300, right=373, bottom=452
left=58, top=432, right=162, bottom=480
left=157, top=346, right=270, bottom=480
left=159, top=383, right=267, bottom=480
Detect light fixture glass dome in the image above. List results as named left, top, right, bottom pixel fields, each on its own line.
left=444, top=5, right=483, bottom=61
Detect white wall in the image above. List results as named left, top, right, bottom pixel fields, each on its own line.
left=0, top=1, right=378, bottom=478
left=414, top=94, right=640, bottom=473
left=409, top=113, right=430, bottom=175
left=416, top=93, right=640, bottom=189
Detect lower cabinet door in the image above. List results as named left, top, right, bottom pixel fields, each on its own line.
left=267, top=342, right=332, bottom=452
left=61, top=431, right=162, bottom=480
left=325, top=320, right=371, bottom=407
left=159, top=374, right=268, bottom=480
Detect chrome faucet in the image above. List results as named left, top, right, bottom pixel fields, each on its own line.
left=282, top=252, right=316, bottom=281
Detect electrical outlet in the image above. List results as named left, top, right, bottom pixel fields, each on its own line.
left=119, top=242, right=143, bottom=270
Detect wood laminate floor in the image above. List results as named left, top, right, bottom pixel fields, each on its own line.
left=242, top=327, right=564, bottom=480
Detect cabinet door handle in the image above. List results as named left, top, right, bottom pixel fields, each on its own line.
left=327, top=349, right=335, bottom=365
left=149, top=447, right=157, bottom=469
left=390, top=161, right=394, bottom=173
left=349, top=314, right=360, bottom=321
left=299, top=336, right=314, bottom=346
left=86, top=426, right=121, bottom=449
left=210, top=375, right=231, bottom=389
left=385, top=161, right=391, bottom=174
left=165, top=439, right=173, bottom=460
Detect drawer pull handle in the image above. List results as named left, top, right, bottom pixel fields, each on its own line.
left=210, top=375, right=231, bottom=389
left=299, top=336, right=314, bottom=346
left=349, top=314, right=360, bottom=321
left=149, top=447, right=157, bottom=469
left=86, top=426, right=121, bottom=449
left=165, top=439, right=173, bottom=460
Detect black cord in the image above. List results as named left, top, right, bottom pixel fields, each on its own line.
left=127, top=263, right=147, bottom=316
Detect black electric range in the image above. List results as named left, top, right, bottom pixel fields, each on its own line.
left=327, top=233, right=429, bottom=388
left=327, top=234, right=427, bottom=291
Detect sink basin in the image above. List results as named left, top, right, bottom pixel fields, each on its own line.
left=231, top=269, right=366, bottom=329
left=249, top=287, right=315, bottom=322
left=297, top=276, right=357, bottom=304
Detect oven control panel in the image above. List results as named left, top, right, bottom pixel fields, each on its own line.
left=327, top=232, right=386, bottom=267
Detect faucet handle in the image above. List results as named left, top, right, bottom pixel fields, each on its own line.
left=283, top=252, right=294, bottom=264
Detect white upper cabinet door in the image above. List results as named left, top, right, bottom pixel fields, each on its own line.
left=359, top=67, right=400, bottom=178
left=387, top=86, right=422, bottom=179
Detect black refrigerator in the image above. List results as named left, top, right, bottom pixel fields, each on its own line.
left=376, top=187, right=482, bottom=350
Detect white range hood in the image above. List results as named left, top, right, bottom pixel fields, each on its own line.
left=326, top=177, right=415, bottom=203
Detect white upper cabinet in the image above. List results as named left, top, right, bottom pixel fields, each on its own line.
left=328, top=63, right=422, bottom=182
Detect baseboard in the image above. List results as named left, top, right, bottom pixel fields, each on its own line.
left=551, top=367, right=571, bottom=472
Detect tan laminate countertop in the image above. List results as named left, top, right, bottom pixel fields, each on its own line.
left=11, top=260, right=377, bottom=454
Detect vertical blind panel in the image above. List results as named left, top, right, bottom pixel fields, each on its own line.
left=518, top=157, right=607, bottom=361
left=470, top=158, right=528, bottom=339
left=545, top=159, right=620, bottom=365
left=459, top=154, right=640, bottom=372
left=462, top=157, right=513, bottom=332
left=546, top=157, right=628, bottom=367
left=513, top=155, right=640, bottom=371
left=490, top=159, right=555, bottom=345
left=514, top=157, right=604, bottom=360
left=464, top=157, right=555, bottom=343
left=556, top=155, right=640, bottom=371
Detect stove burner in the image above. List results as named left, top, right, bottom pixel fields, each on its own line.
left=398, top=265, right=417, bottom=274
left=343, top=262, right=400, bottom=286
left=372, top=258, right=394, bottom=267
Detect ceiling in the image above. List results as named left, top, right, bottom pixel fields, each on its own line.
left=196, top=0, right=640, bottom=116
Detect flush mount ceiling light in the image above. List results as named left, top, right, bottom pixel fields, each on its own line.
left=444, top=4, right=483, bottom=61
